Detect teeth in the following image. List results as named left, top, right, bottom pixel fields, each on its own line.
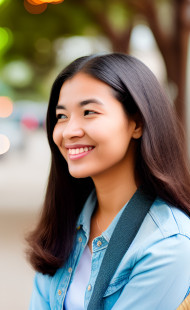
left=69, top=146, right=93, bottom=155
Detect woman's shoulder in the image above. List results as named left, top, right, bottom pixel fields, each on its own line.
left=148, top=197, right=190, bottom=239
left=126, top=198, right=190, bottom=270
left=130, top=197, right=190, bottom=255
left=33, top=271, right=53, bottom=290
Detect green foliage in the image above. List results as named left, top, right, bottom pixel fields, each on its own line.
left=0, top=0, right=94, bottom=63
left=0, top=0, right=98, bottom=100
left=107, top=2, right=132, bottom=31
left=0, top=0, right=183, bottom=103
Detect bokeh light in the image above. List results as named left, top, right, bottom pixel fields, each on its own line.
left=2, top=60, right=34, bottom=88
left=24, top=0, right=64, bottom=14
left=0, top=0, right=6, bottom=5
left=0, top=134, right=10, bottom=155
left=21, top=115, right=39, bottom=130
left=24, top=0, right=47, bottom=14
left=0, top=27, right=13, bottom=54
left=0, top=96, right=13, bottom=118
left=27, top=0, right=64, bottom=3
left=43, top=0, right=64, bottom=3
left=49, top=0, right=64, bottom=3
left=27, top=0, right=44, bottom=4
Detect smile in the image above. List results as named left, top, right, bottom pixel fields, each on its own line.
left=68, top=146, right=93, bottom=155
left=67, top=146, right=95, bottom=160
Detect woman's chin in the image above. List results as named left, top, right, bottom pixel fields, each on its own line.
left=68, top=169, right=90, bottom=179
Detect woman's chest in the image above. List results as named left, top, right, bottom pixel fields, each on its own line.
left=53, top=232, right=133, bottom=310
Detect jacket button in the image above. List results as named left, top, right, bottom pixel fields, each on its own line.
left=88, top=284, right=92, bottom=291
left=78, top=237, right=82, bottom=242
left=68, top=267, right=72, bottom=273
left=58, top=290, right=62, bottom=296
left=97, top=240, right=102, bottom=247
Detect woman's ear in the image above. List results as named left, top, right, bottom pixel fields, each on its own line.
left=132, top=114, right=143, bottom=139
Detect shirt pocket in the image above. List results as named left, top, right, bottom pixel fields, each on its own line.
left=103, top=271, right=131, bottom=297
left=102, top=272, right=131, bottom=309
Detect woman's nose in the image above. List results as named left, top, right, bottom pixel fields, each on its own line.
left=62, top=118, right=85, bottom=140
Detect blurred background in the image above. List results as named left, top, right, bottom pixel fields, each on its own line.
left=0, top=0, right=190, bottom=309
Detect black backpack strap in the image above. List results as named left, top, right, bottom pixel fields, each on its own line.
left=87, top=187, right=155, bottom=310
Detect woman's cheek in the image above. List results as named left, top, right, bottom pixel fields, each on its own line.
left=53, top=126, right=61, bottom=146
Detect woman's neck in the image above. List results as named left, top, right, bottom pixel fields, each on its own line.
left=92, top=159, right=138, bottom=222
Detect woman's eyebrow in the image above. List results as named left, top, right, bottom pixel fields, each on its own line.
left=79, top=99, right=103, bottom=106
left=56, top=99, right=103, bottom=110
left=56, top=105, right=66, bottom=110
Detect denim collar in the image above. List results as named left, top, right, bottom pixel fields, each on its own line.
left=76, top=189, right=97, bottom=238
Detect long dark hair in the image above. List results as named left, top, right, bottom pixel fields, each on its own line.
left=27, top=53, right=190, bottom=276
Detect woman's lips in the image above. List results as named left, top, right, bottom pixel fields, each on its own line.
left=66, top=145, right=95, bottom=160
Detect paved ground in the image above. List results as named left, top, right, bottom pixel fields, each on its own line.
left=0, top=129, right=50, bottom=212
left=0, top=212, right=37, bottom=310
left=0, top=129, right=50, bottom=309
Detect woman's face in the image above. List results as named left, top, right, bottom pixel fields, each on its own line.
left=53, top=72, right=141, bottom=179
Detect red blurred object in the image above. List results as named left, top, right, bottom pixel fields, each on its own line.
left=21, top=116, right=39, bottom=130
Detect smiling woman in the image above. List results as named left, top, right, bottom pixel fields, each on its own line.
left=27, top=53, right=190, bottom=310
left=52, top=73, right=141, bottom=181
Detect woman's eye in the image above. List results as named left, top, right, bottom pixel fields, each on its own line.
left=56, top=114, right=67, bottom=120
left=84, top=110, right=97, bottom=116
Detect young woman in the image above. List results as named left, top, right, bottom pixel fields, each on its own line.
left=28, top=53, right=190, bottom=310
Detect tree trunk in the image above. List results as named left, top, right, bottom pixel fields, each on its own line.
left=125, top=0, right=190, bottom=148
left=77, top=0, right=132, bottom=54
left=174, top=0, right=190, bottom=132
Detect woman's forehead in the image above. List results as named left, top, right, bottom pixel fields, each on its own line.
left=57, top=73, right=114, bottom=105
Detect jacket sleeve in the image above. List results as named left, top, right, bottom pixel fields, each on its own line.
left=29, top=272, right=52, bottom=310
left=112, top=234, right=190, bottom=310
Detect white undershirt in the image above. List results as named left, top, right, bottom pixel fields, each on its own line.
left=64, top=245, right=92, bottom=310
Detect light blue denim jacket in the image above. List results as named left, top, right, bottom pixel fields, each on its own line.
left=29, top=190, right=190, bottom=310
